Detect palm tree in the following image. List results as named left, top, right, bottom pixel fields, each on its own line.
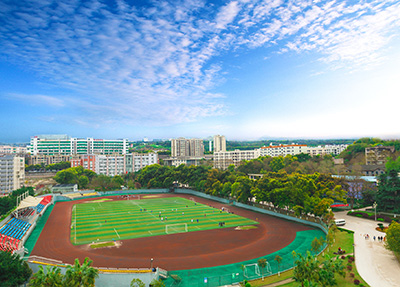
left=274, top=255, right=282, bottom=276
left=257, top=259, right=267, bottom=281
left=131, top=278, right=145, bottom=287
left=64, top=257, right=99, bottom=287
left=29, top=265, right=63, bottom=287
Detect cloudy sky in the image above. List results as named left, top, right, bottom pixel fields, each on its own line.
left=1, top=0, right=400, bottom=143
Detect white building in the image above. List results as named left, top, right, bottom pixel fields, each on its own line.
left=0, top=154, right=25, bottom=194
left=214, top=149, right=261, bottom=170
left=307, top=144, right=348, bottom=156
left=213, top=135, right=226, bottom=153
left=127, top=153, right=158, bottom=172
left=260, top=144, right=308, bottom=157
left=0, top=145, right=27, bottom=154
left=28, top=135, right=128, bottom=156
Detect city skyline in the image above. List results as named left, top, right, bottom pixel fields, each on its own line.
left=1, top=0, right=400, bottom=143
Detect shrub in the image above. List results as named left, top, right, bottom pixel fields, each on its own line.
left=348, top=256, right=355, bottom=262
left=347, top=265, right=352, bottom=271
left=350, top=273, right=355, bottom=278
left=354, top=279, right=360, bottom=285
left=377, top=218, right=384, bottom=222
left=355, top=214, right=363, bottom=217
left=341, top=255, right=346, bottom=260
left=245, top=283, right=251, bottom=287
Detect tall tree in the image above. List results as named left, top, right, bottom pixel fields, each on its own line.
left=0, top=251, right=32, bottom=287
left=257, top=258, right=267, bottom=280
left=376, top=169, right=400, bottom=213
left=29, top=265, right=63, bottom=287
left=64, top=257, right=98, bottom=287
left=385, top=221, right=400, bottom=254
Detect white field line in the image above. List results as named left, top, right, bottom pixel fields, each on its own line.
left=114, top=228, right=120, bottom=238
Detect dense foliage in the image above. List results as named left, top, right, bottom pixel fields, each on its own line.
left=376, top=169, right=400, bottom=214
left=25, top=161, right=71, bottom=172
left=135, top=164, right=346, bottom=216
left=0, top=186, right=34, bottom=217
left=0, top=252, right=32, bottom=287
left=29, top=257, right=98, bottom=287
left=385, top=221, right=400, bottom=254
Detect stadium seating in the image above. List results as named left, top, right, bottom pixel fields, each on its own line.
left=0, top=218, right=31, bottom=252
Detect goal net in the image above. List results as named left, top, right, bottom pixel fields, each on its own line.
left=243, top=263, right=261, bottom=279
left=165, top=223, right=188, bottom=235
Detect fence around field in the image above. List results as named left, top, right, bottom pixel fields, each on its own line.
left=22, top=187, right=328, bottom=287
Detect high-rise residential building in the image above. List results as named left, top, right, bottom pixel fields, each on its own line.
left=306, top=144, right=349, bottom=157
left=28, top=155, right=71, bottom=165
left=214, top=149, right=261, bottom=170
left=28, top=135, right=128, bottom=156
left=213, top=135, right=226, bottom=153
left=0, top=154, right=25, bottom=194
left=126, top=153, right=158, bottom=173
left=171, top=138, right=204, bottom=157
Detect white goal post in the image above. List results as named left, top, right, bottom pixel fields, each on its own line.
left=165, top=223, right=188, bottom=234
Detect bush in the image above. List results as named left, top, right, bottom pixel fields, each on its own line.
left=341, top=255, right=346, bottom=260
left=377, top=217, right=384, bottom=222
left=355, top=214, right=363, bottom=217
left=348, top=256, right=355, bottom=263
left=350, top=273, right=355, bottom=278
left=354, top=279, right=360, bottom=285
left=245, top=283, right=251, bottom=287
left=347, top=265, right=352, bottom=271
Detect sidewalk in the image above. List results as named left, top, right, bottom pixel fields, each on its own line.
left=335, top=211, right=400, bottom=287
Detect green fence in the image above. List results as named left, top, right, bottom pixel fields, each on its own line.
left=164, top=229, right=326, bottom=287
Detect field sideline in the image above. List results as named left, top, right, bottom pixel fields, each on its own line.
left=71, top=196, right=258, bottom=245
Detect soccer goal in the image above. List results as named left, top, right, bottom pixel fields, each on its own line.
left=132, top=194, right=140, bottom=200
left=244, top=262, right=271, bottom=279
left=189, top=197, right=195, bottom=202
left=165, top=223, right=188, bottom=235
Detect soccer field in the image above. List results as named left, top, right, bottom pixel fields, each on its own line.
left=70, top=196, right=258, bottom=245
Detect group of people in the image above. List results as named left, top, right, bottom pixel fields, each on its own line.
left=364, top=234, right=386, bottom=242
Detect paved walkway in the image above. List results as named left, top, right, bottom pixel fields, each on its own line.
left=334, top=210, right=400, bottom=287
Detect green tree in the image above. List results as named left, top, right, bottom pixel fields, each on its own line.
left=385, top=221, right=400, bottom=253
left=149, top=279, right=165, bottom=287
left=29, top=265, right=63, bottom=287
left=0, top=251, right=32, bottom=287
left=311, top=237, right=323, bottom=253
left=274, top=255, right=282, bottom=276
left=54, top=169, right=76, bottom=184
left=78, top=175, right=89, bottom=189
left=257, top=258, right=267, bottom=280
left=64, top=257, right=98, bottom=287
left=112, top=175, right=124, bottom=187
left=376, top=169, right=400, bottom=213
left=130, top=278, right=145, bottom=287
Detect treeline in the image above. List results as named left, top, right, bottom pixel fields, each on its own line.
left=135, top=164, right=347, bottom=216
left=54, top=166, right=131, bottom=191
left=237, top=154, right=340, bottom=175
left=25, top=161, right=71, bottom=172
left=0, top=186, right=34, bottom=217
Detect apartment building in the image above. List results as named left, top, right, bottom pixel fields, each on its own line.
left=213, top=135, right=226, bottom=152
left=0, top=145, right=27, bottom=154
left=28, top=154, right=71, bottom=165
left=260, top=144, right=308, bottom=157
left=0, top=154, right=25, bottom=194
left=307, top=144, right=348, bottom=157
left=214, top=149, right=261, bottom=170
left=71, top=153, right=158, bottom=175
left=28, top=135, right=129, bottom=156
left=171, top=138, right=204, bottom=157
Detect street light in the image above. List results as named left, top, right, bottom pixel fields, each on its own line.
left=150, top=258, right=154, bottom=270
left=373, top=202, right=377, bottom=221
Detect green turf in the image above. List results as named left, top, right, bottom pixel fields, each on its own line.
left=70, top=197, right=258, bottom=245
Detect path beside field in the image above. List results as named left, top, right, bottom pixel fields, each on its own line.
left=334, top=210, right=400, bottom=287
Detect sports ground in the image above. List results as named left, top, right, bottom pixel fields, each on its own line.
left=71, top=196, right=258, bottom=245
left=29, top=193, right=323, bottom=274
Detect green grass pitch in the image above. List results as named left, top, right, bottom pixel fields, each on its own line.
left=70, top=196, right=258, bottom=245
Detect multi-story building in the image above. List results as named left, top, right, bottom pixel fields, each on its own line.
left=365, top=146, right=395, bottom=165
left=126, top=153, right=158, bottom=173
left=28, top=154, right=71, bottom=165
left=214, top=149, right=261, bottom=170
left=0, top=154, right=25, bottom=194
left=307, top=144, right=348, bottom=157
left=28, top=135, right=128, bottom=156
left=0, top=145, right=27, bottom=154
left=171, top=138, right=204, bottom=157
left=213, top=135, right=226, bottom=153
left=260, top=144, right=308, bottom=157
left=71, top=153, right=158, bottom=175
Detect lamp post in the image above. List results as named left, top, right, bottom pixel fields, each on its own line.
left=150, top=258, right=154, bottom=270
left=373, top=202, right=377, bottom=221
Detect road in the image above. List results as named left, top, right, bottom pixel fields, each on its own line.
left=334, top=210, right=400, bottom=287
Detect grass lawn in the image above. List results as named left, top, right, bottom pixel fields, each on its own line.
left=70, top=196, right=258, bottom=245
left=246, top=228, right=370, bottom=287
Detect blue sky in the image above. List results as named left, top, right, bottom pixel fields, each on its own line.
left=1, top=0, right=400, bottom=143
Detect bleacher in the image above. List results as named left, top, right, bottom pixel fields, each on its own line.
left=35, top=195, right=52, bottom=214
left=0, top=218, right=31, bottom=240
